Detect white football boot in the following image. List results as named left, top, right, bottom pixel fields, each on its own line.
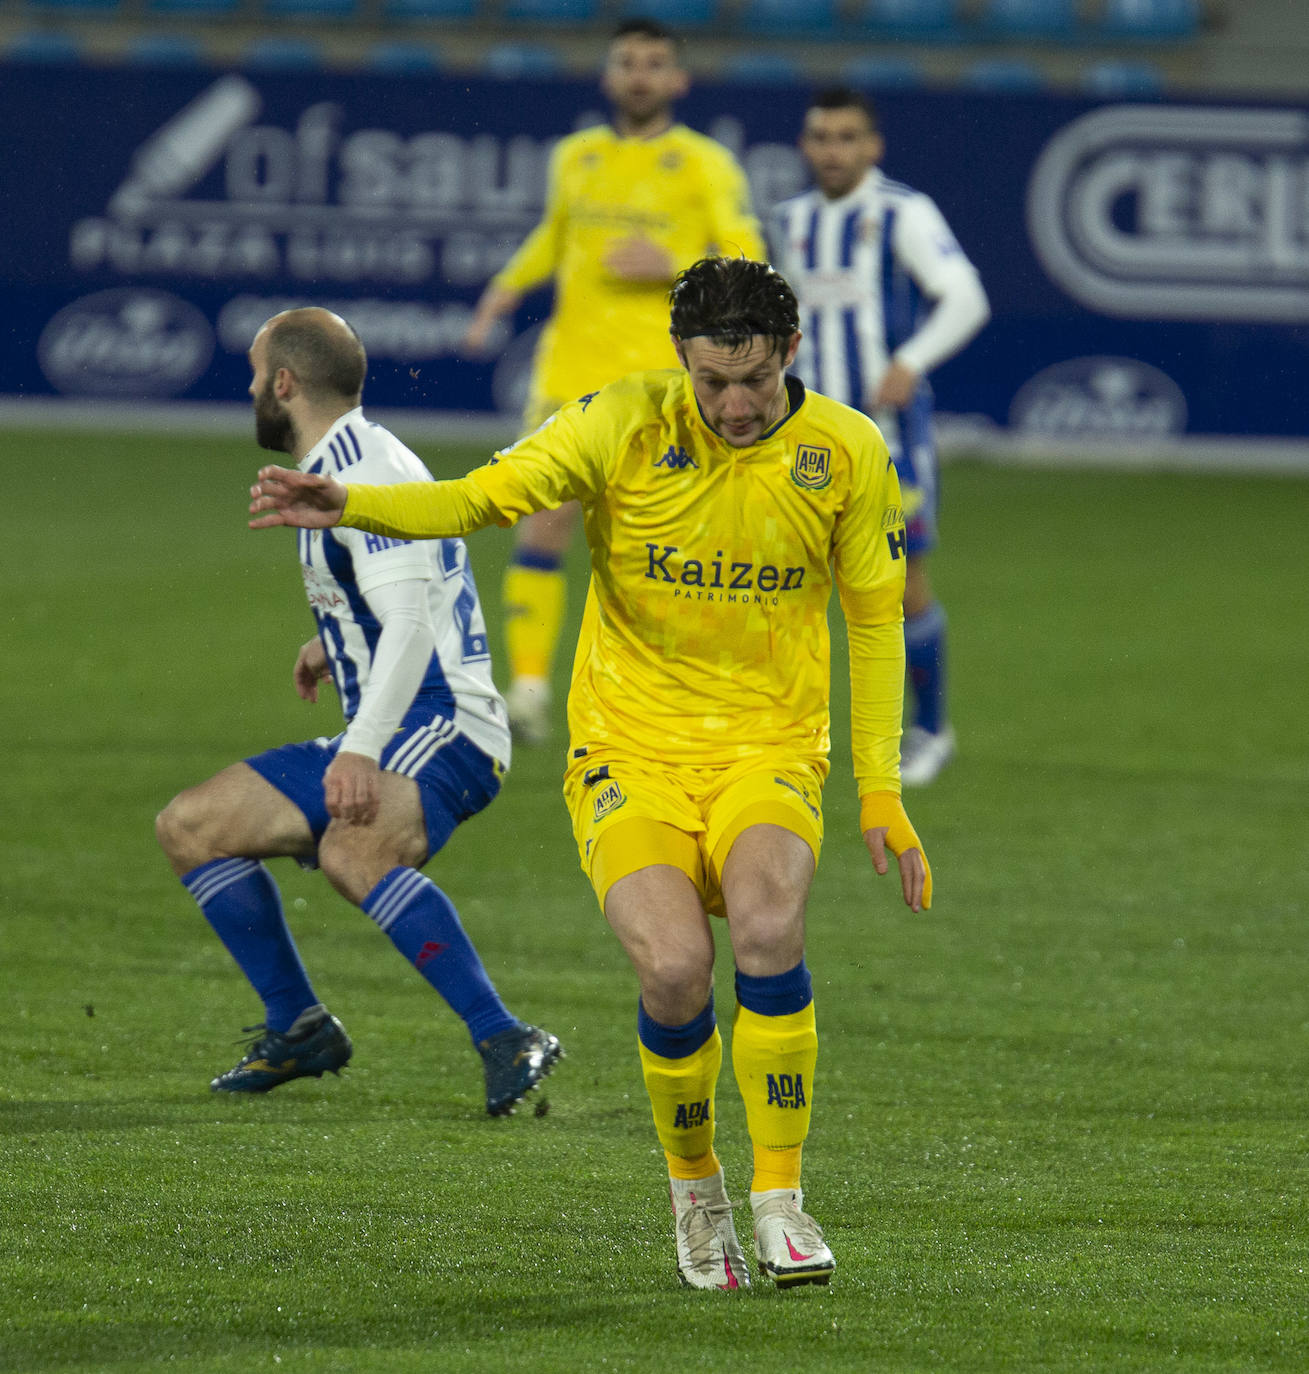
left=899, top=724, right=956, bottom=786
left=505, top=675, right=551, bottom=747
left=751, top=1187, right=835, bottom=1289
left=670, top=1170, right=749, bottom=1291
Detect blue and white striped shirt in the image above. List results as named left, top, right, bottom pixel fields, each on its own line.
left=770, top=168, right=988, bottom=417
left=297, top=408, right=510, bottom=768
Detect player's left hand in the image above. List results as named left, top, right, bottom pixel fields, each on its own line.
left=293, top=637, right=332, bottom=703
left=325, top=750, right=381, bottom=826
left=860, top=790, right=932, bottom=912
left=604, top=235, right=675, bottom=283
left=250, top=466, right=347, bottom=529
left=874, top=360, right=920, bottom=411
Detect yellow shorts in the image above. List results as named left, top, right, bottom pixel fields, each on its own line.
left=564, top=750, right=825, bottom=916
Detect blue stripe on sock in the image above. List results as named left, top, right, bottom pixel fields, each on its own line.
left=735, top=961, right=813, bottom=1017
left=510, top=548, right=564, bottom=573
left=362, top=867, right=515, bottom=1044
left=181, top=857, right=318, bottom=1034
left=637, top=994, right=716, bottom=1059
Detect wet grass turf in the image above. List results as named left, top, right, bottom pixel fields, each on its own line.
left=2, top=430, right=1305, bottom=1370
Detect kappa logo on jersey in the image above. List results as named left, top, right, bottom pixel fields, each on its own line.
left=792, top=445, right=832, bottom=491
left=766, top=1073, right=807, bottom=1109
left=673, top=1098, right=711, bottom=1130
left=654, top=444, right=699, bottom=471
left=577, top=391, right=598, bottom=411
left=592, top=778, right=627, bottom=821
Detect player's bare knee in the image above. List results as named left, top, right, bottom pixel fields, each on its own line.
left=155, top=792, right=217, bottom=873
left=316, top=840, right=372, bottom=906
left=636, top=947, right=713, bottom=1023
left=728, top=898, right=806, bottom=975
left=319, top=824, right=421, bottom=906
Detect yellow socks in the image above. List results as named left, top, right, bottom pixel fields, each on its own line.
left=635, top=966, right=818, bottom=1193
left=502, top=557, right=566, bottom=683
left=637, top=998, right=722, bottom=1181
left=731, top=964, right=817, bottom=1193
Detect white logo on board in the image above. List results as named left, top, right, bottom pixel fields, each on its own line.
left=1027, top=104, right=1309, bottom=322
left=1010, top=356, right=1187, bottom=437
left=38, top=288, right=214, bottom=396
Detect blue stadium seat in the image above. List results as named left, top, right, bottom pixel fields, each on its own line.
left=365, top=40, right=444, bottom=72
left=501, top=0, right=600, bottom=23
left=26, top=0, right=121, bottom=10
left=241, top=37, right=327, bottom=69
left=738, top=0, right=837, bottom=38
left=841, top=55, right=928, bottom=89
left=5, top=30, right=84, bottom=61
left=1100, top=0, right=1198, bottom=40
left=855, top=0, right=962, bottom=41
left=617, top=0, right=719, bottom=27
left=482, top=42, right=564, bottom=78
left=719, top=52, right=805, bottom=84
left=961, top=57, right=1046, bottom=89
left=147, top=0, right=240, bottom=15
left=264, top=0, right=357, bottom=15
left=383, top=0, right=474, bottom=18
left=979, top=0, right=1078, bottom=39
left=1082, top=58, right=1164, bottom=95
left=125, top=33, right=209, bottom=65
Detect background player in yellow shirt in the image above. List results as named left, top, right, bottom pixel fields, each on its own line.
left=253, top=258, right=930, bottom=1293
left=463, top=18, right=765, bottom=745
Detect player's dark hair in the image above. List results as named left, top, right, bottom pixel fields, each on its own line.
left=612, top=17, right=679, bottom=46
left=808, top=85, right=880, bottom=132
left=264, top=309, right=366, bottom=403
left=669, top=257, right=799, bottom=356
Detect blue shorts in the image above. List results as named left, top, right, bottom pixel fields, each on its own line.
left=246, top=708, right=503, bottom=860
left=886, top=390, right=939, bottom=557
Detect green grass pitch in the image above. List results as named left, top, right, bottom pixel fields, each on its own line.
left=2, top=427, right=1305, bottom=1372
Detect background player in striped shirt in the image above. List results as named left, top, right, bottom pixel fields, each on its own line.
left=463, top=17, right=765, bottom=746
left=772, top=88, right=990, bottom=785
left=251, top=260, right=931, bottom=1293
left=155, top=307, right=560, bottom=1114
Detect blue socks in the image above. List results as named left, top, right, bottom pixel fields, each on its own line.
left=735, top=961, right=813, bottom=1017
left=183, top=860, right=516, bottom=1045
left=638, top=993, right=717, bottom=1059
left=363, top=868, right=516, bottom=1045
left=905, top=601, right=949, bottom=735
left=182, top=858, right=317, bottom=1033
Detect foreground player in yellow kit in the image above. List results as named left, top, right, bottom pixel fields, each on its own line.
left=463, top=18, right=764, bottom=745
left=254, top=258, right=931, bottom=1292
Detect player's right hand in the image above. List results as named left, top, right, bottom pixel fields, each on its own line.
left=249, top=466, right=347, bottom=529
left=462, top=284, right=521, bottom=354
left=604, top=234, right=675, bottom=283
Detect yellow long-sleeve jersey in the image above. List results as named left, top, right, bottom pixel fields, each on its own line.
left=494, top=123, right=765, bottom=410
left=340, top=370, right=910, bottom=802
